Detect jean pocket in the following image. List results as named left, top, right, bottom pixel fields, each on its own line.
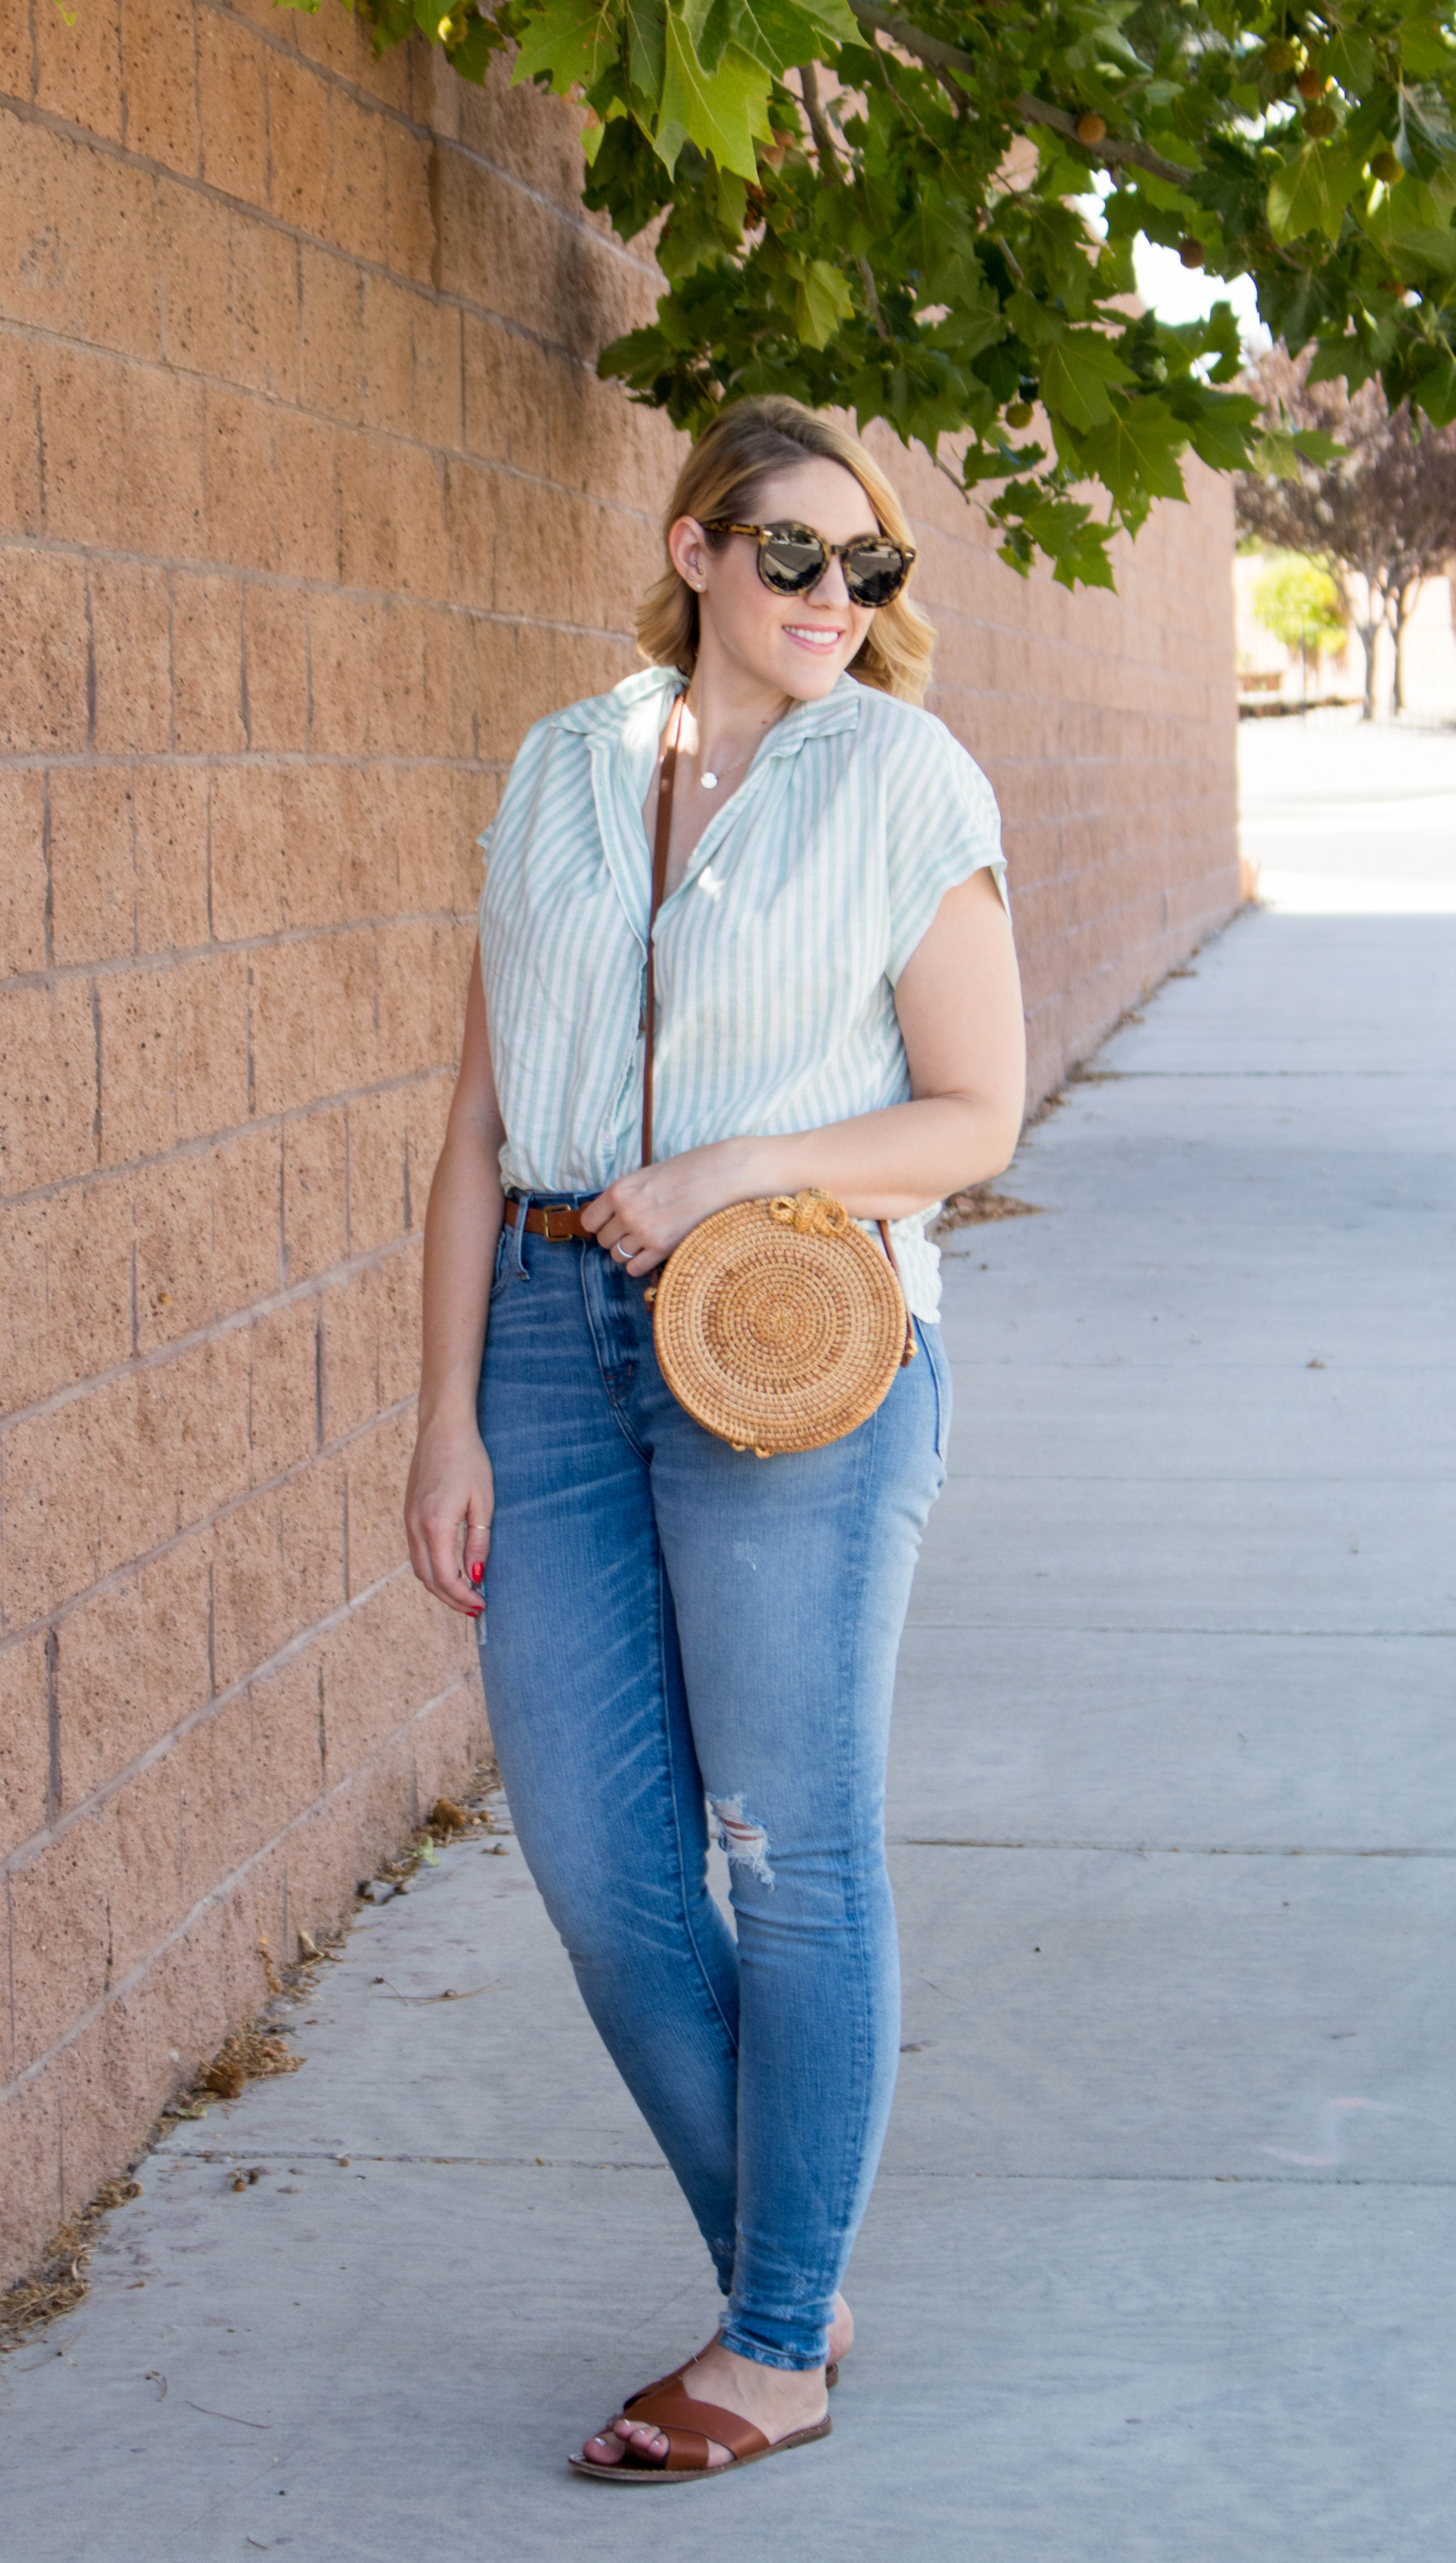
left=915, top=1318, right=952, bottom=1469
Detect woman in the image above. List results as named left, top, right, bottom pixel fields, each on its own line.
left=404, top=395, right=1025, bottom=2482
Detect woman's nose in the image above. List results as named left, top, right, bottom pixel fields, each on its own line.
left=808, top=554, right=851, bottom=606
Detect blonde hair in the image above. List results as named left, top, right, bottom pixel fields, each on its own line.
left=637, top=397, right=935, bottom=705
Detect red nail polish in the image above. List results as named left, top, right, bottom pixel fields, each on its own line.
left=470, top=1561, right=483, bottom=1585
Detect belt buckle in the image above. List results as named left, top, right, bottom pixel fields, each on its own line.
left=538, top=1204, right=562, bottom=1240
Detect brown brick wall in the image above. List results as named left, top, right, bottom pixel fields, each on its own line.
left=910, top=451, right=1240, bottom=1094
left=0, top=0, right=1237, bottom=2283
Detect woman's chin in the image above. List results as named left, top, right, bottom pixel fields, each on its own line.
left=772, top=643, right=855, bottom=699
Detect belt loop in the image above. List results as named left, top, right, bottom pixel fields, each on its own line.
left=511, top=1191, right=530, bottom=1280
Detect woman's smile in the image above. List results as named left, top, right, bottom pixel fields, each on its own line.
left=782, top=622, right=845, bottom=652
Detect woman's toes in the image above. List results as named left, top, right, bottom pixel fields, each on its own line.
left=582, top=2429, right=626, bottom=2465
left=602, top=2420, right=662, bottom=2460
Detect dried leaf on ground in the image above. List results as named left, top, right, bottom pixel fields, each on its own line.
left=201, top=2029, right=303, bottom=2099
left=3, top=1754, right=505, bottom=2352
left=0, top=2177, right=141, bottom=2354
left=937, top=1186, right=1045, bottom=1231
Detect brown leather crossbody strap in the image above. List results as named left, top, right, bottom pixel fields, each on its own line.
left=641, top=692, right=686, bottom=1168
left=876, top=1217, right=916, bottom=1364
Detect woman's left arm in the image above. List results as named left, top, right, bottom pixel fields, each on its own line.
left=585, top=866, right=1026, bottom=1273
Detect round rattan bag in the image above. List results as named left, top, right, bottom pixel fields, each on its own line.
left=650, top=1189, right=909, bottom=1457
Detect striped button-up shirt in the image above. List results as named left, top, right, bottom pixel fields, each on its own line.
left=477, top=663, right=1007, bottom=1320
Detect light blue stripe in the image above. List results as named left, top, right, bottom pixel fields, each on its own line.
left=477, top=665, right=1007, bottom=1321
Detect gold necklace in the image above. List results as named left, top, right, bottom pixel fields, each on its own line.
left=683, top=696, right=756, bottom=792
left=698, top=751, right=752, bottom=791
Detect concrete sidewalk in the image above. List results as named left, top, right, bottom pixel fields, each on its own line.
left=5, top=764, right=1454, bottom=2558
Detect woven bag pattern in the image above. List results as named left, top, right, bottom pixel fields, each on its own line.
left=652, top=1190, right=906, bottom=1456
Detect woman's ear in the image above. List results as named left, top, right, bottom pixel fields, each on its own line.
left=667, top=514, right=709, bottom=594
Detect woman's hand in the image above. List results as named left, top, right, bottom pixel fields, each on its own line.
left=405, top=1414, right=495, bottom=1617
left=582, top=868, right=1024, bottom=1275
left=581, top=1141, right=752, bottom=1275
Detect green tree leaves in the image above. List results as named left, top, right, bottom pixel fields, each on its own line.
left=1267, top=143, right=1365, bottom=245
left=1038, top=335, right=1136, bottom=434
left=509, top=0, right=618, bottom=93
left=1251, top=552, right=1347, bottom=656
left=657, top=15, right=771, bottom=174
left=1081, top=403, right=1188, bottom=510
left=334, top=0, right=1456, bottom=589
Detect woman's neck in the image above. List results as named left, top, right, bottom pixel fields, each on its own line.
left=681, top=635, right=793, bottom=780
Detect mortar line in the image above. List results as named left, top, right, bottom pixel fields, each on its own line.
left=0, top=83, right=660, bottom=322
left=0, top=1061, right=454, bottom=1213
left=0, top=505, right=648, bottom=635
left=0, top=1559, right=414, bottom=1885
left=0, top=1391, right=417, bottom=1656
left=0, top=902, right=480, bottom=1003
left=0, top=1668, right=480, bottom=2099
left=1, top=1235, right=422, bottom=1435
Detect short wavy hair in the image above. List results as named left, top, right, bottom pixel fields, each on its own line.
left=637, top=396, right=935, bottom=705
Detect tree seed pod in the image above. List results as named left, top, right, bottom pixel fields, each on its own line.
left=1370, top=148, right=1404, bottom=185
left=1179, top=237, right=1206, bottom=270
left=1304, top=102, right=1337, bottom=137
left=1296, top=67, right=1324, bottom=100
left=1076, top=112, right=1107, bottom=145
left=1005, top=399, right=1034, bottom=427
left=1263, top=38, right=1298, bottom=72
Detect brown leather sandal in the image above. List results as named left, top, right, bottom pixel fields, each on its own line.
left=570, top=2383, right=831, bottom=2484
left=624, top=2350, right=840, bottom=2407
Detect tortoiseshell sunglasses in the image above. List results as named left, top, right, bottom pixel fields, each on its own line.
left=704, top=518, right=916, bottom=607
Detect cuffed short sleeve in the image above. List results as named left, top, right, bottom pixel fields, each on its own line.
left=884, top=718, right=1007, bottom=984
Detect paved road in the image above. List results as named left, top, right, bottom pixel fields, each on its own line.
left=3, top=724, right=1453, bottom=2558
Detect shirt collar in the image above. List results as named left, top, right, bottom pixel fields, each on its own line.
left=552, top=663, right=864, bottom=752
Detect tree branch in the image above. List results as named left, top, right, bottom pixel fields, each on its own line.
left=797, top=62, right=845, bottom=180
left=846, top=0, right=1195, bottom=190
left=858, top=253, right=893, bottom=340
left=800, top=63, right=890, bottom=339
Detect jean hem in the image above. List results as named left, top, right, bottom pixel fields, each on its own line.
left=716, top=2326, right=827, bottom=2373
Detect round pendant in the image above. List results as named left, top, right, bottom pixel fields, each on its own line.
left=700, top=771, right=719, bottom=790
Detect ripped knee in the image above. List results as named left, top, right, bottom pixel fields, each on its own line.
left=711, top=1794, right=774, bottom=1887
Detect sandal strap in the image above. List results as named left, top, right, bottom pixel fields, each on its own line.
left=625, top=2387, right=771, bottom=2462
left=654, top=2426, right=711, bottom=2471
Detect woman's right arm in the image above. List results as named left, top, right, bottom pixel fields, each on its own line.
left=404, top=941, right=504, bottom=1617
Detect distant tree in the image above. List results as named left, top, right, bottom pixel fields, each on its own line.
left=1236, top=351, right=1456, bottom=718
left=1384, top=430, right=1456, bottom=710
left=1252, top=553, right=1347, bottom=699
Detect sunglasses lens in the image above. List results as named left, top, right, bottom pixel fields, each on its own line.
left=843, top=542, right=910, bottom=606
left=757, top=528, right=827, bottom=594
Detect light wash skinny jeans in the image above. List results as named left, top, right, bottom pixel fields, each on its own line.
left=475, top=1197, right=950, bottom=2371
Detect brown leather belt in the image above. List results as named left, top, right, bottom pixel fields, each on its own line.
left=503, top=1198, right=596, bottom=1241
